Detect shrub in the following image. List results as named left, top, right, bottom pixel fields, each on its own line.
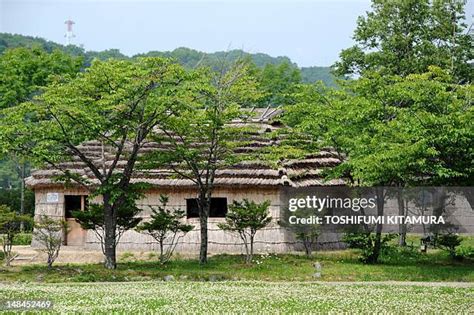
left=13, top=233, right=32, bottom=245
left=279, top=207, right=321, bottom=257
left=380, top=244, right=422, bottom=264
left=454, top=246, right=474, bottom=261
left=34, top=216, right=68, bottom=269
left=437, top=233, right=462, bottom=258
left=136, top=195, right=193, bottom=264
left=218, top=199, right=272, bottom=264
left=0, top=205, right=32, bottom=266
left=343, top=232, right=396, bottom=264
left=120, top=252, right=136, bottom=262
left=296, top=229, right=320, bottom=257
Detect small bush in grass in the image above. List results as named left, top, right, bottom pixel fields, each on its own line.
left=279, top=207, right=321, bottom=257
left=120, top=252, right=136, bottom=262
left=136, top=195, right=193, bottom=264
left=380, top=244, right=422, bottom=264
left=34, top=215, right=68, bottom=269
left=437, top=233, right=462, bottom=259
left=343, top=232, right=396, bottom=264
left=13, top=233, right=32, bottom=245
left=455, top=246, right=474, bottom=260
left=0, top=205, right=32, bottom=266
left=218, top=199, right=272, bottom=264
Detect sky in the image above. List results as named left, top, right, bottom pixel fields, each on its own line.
left=0, top=0, right=472, bottom=67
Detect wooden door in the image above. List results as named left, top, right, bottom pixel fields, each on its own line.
left=64, top=195, right=87, bottom=246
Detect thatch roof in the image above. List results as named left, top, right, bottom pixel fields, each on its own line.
left=26, top=108, right=344, bottom=189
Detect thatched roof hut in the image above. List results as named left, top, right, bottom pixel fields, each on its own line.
left=28, top=107, right=346, bottom=252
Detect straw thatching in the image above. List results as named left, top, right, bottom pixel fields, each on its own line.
left=26, top=108, right=344, bottom=189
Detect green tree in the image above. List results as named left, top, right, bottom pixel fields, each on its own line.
left=331, top=0, right=473, bottom=248
left=343, top=232, right=397, bottom=263
left=333, top=0, right=474, bottom=83
left=0, top=205, right=32, bottom=266
left=0, top=46, right=83, bottom=109
left=284, top=67, right=473, bottom=262
left=33, top=215, right=68, bottom=269
left=218, top=199, right=272, bottom=264
left=256, top=61, right=302, bottom=106
left=72, top=184, right=144, bottom=257
left=0, top=46, right=83, bottom=229
left=279, top=207, right=322, bottom=256
left=145, top=60, right=262, bottom=264
left=0, top=57, right=193, bottom=269
left=136, top=195, right=194, bottom=264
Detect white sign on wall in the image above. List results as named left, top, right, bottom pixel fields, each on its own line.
left=46, top=192, right=59, bottom=203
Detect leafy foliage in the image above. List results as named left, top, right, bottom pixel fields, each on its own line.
left=136, top=195, right=193, bottom=264
left=73, top=180, right=146, bottom=255
left=0, top=57, right=194, bottom=269
left=145, top=59, right=262, bottom=264
left=284, top=68, right=474, bottom=186
left=333, top=0, right=473, bottom=82
left=0, top=188, right=34, bottom=217
left=0, top=205, right=32, bottom=266
left=437, top=233, right=462, bottom=258
left=0, top=46, right=83, bottom=109
left=253, top=61, right=302, bottom=106
left=218, top=199, right=272, bottom=264
left=33, top=215, right=68, bottom=268
left=455, top=246, right=474, bottom=260
left=343, top=232, right=397, bottom=264
left=12, top=233, right=32, bottom=245
left=136, top=47, right=296, bottom=70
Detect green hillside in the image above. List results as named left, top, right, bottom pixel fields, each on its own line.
left=301, top=66, right=337, bottom=86
left=0, top=33, right=337, bottom=86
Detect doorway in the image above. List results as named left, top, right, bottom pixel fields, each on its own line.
left=64, top=195, right=87, bottom=246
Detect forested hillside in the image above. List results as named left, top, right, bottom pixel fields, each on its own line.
left=300, top=66, right=337, bottom=86
left=0, top=33, right=337, bottom=86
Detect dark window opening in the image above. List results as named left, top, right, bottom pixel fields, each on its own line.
left=64, top=195, right=88, bottom=218
left=186, top=198, right=228, bottom=218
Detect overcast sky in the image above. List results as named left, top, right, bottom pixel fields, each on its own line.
left=0, top=0, right=472, bottom=67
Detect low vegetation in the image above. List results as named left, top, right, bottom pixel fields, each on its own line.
left=0, top=281, right=472, bottom=313
left=0, top=205, right=32, bottom=266
left=33, top=216, right=68, bottom=269
left=218, top=199, right=272, bottom=264
left=0, top=247, right=472, bottom=283
left=12, top=233, right=32, bottom=246
left=136, top=195, right=194, bottom=264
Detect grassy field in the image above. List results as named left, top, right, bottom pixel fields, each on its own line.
left=1, top=249, right=472, bottom=283
left=0, top=236, right=472, bottom=313
left=0, top=281, right=472, bottom=313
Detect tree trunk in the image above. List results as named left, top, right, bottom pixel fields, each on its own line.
left=103, top=194, right=117, bottom=269
left=19, top=164, right=25, bottom=232
left=397, top=189, right=406, bottom=246
left=369, top=187, right=385, bottom=264
left=4, top=235, right=13, bottom=266
left=304, top=236, right=312, bottom=256
left=159, top=238, right=164, bottom=264
left=47, top=256, right=53, bottom=269
left=397, top=187, right=407, bottom=246
left=249, top=233, right=254, bottom=264
left=198, top=192, right=210, bottom=264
